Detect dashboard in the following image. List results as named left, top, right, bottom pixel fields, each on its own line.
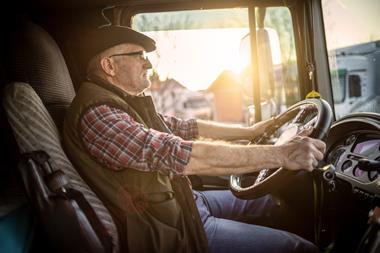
left=328, top=133, right=380, bottom=183
left=325, top=114, right=380, bottom=196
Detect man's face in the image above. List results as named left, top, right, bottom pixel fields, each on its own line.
left=108, top=43, right=152, bottom=95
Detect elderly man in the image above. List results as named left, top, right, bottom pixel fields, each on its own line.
left=63, top=25, right=324, bottom=253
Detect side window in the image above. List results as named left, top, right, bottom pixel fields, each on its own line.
left=132, top=7, right=299, bottom=124
left=322, top=0, right=380, bottom=119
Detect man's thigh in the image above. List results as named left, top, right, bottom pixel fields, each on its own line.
left=194, top=191, right=319, bottom=253
left=196, top=190, right=283, bottom=226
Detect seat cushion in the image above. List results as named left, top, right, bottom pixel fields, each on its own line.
left=2, top=82, right=119, bottom=253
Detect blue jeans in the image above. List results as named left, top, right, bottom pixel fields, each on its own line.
left=194, top=190, right=319, bottom=253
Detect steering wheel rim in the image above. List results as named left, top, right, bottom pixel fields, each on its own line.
left=230, top=98, right=333, bottom=199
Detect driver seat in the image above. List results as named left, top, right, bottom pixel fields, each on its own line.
left=2, top=21, right=119, bottom=252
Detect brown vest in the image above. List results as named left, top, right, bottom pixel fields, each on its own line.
left=63, top=80, right=209, bottom=253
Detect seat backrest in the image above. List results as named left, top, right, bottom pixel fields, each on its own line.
left=5, top=22, right=75, bottom=131
left=3, top=21, right=120, bottom=252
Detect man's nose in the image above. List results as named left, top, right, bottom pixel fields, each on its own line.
left=144, top=57, right=152, bottom=69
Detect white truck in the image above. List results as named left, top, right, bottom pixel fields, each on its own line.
left=331, top=41, right=380, bottom=119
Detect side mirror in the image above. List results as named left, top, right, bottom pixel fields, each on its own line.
left=240, top=28, right=278, bottom=100
left=241, top=28, right=281, bottom=125
left=247, top=99, right=277, bottom=125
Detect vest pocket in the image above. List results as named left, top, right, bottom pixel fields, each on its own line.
left=127, top=198, right=188, bottom=253
left=143, top=195, right=181, bottom=228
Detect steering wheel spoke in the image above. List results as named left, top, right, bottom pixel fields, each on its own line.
left=255, top=168, right=275, bottom=184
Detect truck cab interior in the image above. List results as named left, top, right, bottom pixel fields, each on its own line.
left=0, top=0, right=379, bottom=253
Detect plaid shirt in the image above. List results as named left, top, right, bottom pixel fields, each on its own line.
left=80, top=104, right=198, bottom=176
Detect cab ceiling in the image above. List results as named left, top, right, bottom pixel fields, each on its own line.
left=31, top=0, right=291, bottom=10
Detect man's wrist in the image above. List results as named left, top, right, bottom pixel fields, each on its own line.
left=274, top=145, right=287, bottom=168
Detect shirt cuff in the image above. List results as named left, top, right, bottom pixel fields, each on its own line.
left=187, top=118, right=199, bottom=139
left=171, top=140, right=193, bottom=176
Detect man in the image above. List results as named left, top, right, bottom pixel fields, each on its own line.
left=63, top=25, right=325, bottom=253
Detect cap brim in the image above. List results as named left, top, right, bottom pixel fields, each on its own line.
left=81, top=25, right=156, bottom=66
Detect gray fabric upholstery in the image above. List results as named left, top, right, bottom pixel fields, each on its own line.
left=6, top=22, right=75, bottom=131
left=3, top=82, right=119, bottom=253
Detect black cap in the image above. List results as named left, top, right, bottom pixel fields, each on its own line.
left=81, top=25, right=156, bottom=66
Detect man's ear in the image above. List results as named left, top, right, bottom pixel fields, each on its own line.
left=100, top=57, right=116, bottom=76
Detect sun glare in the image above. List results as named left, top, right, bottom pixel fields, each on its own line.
left=146, top=29, right=248, bottom=91
left=146, top=28, right=282, bottom=91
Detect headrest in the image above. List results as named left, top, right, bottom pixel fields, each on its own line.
left=81, top=25, right=156, bottom=66
left=6, top=22, right=76, bottom=130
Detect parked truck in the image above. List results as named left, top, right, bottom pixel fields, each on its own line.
left=330, top=41, right=380, bottom=119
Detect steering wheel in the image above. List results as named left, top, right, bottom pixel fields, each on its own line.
left=230, top=98, right=333, bottom=199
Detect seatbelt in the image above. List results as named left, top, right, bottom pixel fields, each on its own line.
left=65, top=188, right=113, bottom=251
left=20, top=151, right=113, bottom=253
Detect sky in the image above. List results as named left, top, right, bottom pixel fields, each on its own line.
left=145, top=28, right=249, bottom=91
left=322, top=0, right=380, bottom=50
left=145, top=28, right=282, bottom=91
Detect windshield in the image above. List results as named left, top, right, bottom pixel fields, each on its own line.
left=322, top=0, right=380, bottom=119
left=133, top=9, right=250, bottom=91
left=132, top=7, right=299, bottom=124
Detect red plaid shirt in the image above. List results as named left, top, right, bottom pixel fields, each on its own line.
left=80, top=104, right=198, bottom=176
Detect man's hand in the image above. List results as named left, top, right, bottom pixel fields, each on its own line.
left=279, top=130, right=326, bottom=172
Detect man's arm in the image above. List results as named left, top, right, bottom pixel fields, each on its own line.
left=184, top=133, right=326, bottom=176
left=81, top=105, right=326, bottom=177
left=196, top=118, right=273, bottom=141
left=80, top=105, right=193, bottom=176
